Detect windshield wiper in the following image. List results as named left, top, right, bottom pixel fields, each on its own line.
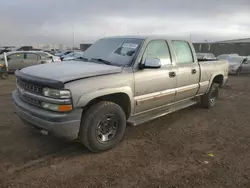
left=90, top=58, right=112, bottom=65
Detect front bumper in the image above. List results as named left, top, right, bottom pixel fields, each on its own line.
left=12, top=90, right=82, bottom=140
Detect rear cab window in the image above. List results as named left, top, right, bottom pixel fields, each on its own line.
left=171, top=40, right=194, bottom=64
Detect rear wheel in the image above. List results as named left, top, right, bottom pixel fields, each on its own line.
left=200, top=83, right=219, bottom=108
left=79, top=101, right=126, bottom=153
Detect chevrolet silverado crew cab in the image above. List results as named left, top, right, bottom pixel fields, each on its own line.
left=12, top=36, right=229, bottom=152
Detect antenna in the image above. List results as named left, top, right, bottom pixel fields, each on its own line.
left=72, top=23, right=75, bottom=50
left=72, top=23, right=75, bottom=60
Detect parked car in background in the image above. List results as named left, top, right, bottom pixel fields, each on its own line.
left=13, top=35, right=229, bottom=153
left=0, top=51, right=55, bottom=73
left=217, top=54, right=239, bottom=59
left=34, top=51, right=61, bottom=62
left=10, top=46, right=34, bottom=52
left=0, top=46, right=14, bottom=54
left=54, top=50, right=73, bottom=59
left=196, top=53, right=216, bottom=60
left=227, top=56, right=250, bottom=76
left=0, top=47, right=9, bottom=55
left=62, top=51, right=85, bottom=61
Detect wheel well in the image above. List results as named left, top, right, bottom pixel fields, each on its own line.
left=212, top=75, right=224, bottom=86
left=83, top=93, right=131, bottom=119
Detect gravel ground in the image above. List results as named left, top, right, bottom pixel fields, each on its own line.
left=0, top=75, right=250, bottom=188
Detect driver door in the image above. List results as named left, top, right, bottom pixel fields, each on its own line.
left=134, top=40, right=177, bottom=114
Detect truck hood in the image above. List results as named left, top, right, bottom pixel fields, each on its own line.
left=20, top=61, right=123, bottom=83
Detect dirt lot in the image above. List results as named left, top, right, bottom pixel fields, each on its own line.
left=0, top=75, right=250, bottom=188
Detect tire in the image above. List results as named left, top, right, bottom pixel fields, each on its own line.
left=200, top=83, right=219, bottom=108
left=79, top=101, right=126, bottom=153
left=236, top=67, right=241, bottom=76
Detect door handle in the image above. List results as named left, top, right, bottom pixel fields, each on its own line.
left=169, top=71, right=176, bottom=77
left=191, top=69, right=197, bottom=74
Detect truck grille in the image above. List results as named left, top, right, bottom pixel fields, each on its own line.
left=16, top=78, right=43, bottom=107
left=17, top=78, right=42, bottom=94
left=19, top=92, right=41, bottom=107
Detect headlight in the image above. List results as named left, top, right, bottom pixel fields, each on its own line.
left=42, top=88, right=71, bottom=99
left=42, top=102, right=72, bottom=112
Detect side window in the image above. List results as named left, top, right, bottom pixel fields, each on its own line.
left=172, top=41, right=194, bottom=64
left=143, top=40, right=171, bottom=65
left=7, top=53, right=24, bottom=61
left=26, top=53, right=39, bottom=61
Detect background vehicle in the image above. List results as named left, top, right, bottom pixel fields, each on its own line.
left=196, top=53, right=216, bottom=60
left=0, top=51, right=54, bottom=73
left=0, top=46, right=15, bottom=55
left=62, top=51, right=85, bottom=61
left=54, top=50, right=73, bottom=59
left=217, top=54, right=239, bottom=59
left=227, top=56, right=250, bottom=75
left=13, top=36, right=229, bottom=153
left=34, top=51, right=61, bottom=62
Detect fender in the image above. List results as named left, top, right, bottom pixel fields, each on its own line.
left=206, top=71, right=224, bottom=93
left=76, top=86, right=134, bottom=115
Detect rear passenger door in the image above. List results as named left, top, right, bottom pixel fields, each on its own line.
left=171, top=40, right=200, bottom=101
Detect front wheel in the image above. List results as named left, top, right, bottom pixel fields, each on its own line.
left=79, top=101, right=127, bottom=153
left=200, top=83, right=219, bottom=108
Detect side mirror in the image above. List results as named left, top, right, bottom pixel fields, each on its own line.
left=142, top=58, right=161, bottom=69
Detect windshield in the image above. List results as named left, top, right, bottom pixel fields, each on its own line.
left=227, top=57, right=245, bottom=64
left=82, top=37, right=144, bottom=66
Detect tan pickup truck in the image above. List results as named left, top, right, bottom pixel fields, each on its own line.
left=12, top=36, right=229, bottom=152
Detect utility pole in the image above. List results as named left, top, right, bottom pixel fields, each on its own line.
left=73, top=23, right=75, bottom=50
